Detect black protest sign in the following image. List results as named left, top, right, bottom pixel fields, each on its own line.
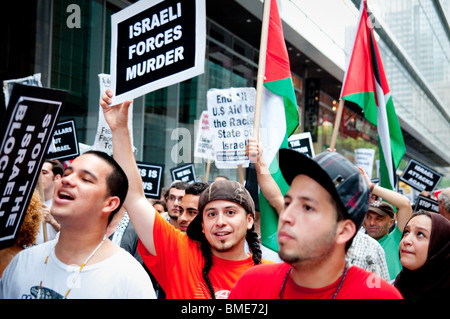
left=46, top=119, right=79, bottom=161
left=414, top=195, right=439, bottom=214
left=400, top=159, right=442, bottom=192
left=0, top=84, right=66, bottom=249
left=137, top=162, right=164, bottom=199
left=110, top=0, right=206, bottom=104
left=288, top=132, right=315, bottom=158
left=170, top=163, right=196, bottom=184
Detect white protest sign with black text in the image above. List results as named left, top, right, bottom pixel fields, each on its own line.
left=110, top=0, right=206, bottom=104
left=94, top=74, right=134, bottom=155
left=354, top=148, right=375, bottom=179
left=194, top=110, right=214, bottom=161
left=207, top=87, right=255, bottom=168
left=0, top=85, right=66, bottom=249
left=400, top=159, right=443, bottom=192
left=3, top=73, right=43, bottom=108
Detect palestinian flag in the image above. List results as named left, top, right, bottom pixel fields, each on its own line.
left=340, top=0, right=405, bottom=190
left=259, top=0, right=299, bottom=252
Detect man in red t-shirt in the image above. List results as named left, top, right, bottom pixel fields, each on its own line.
left=229, top=149, right=402, bottom=299
left=101, top=90, right=272, bottom=299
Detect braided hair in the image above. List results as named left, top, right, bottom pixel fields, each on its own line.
left=200, top=225, right=262, bottom=299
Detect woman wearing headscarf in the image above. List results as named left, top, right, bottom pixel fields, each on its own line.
left=394, top=211, right=450, bottom=299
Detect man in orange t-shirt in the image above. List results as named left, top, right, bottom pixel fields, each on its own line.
left=101, top=90, right=272, bottom=299
left=138, top=198, right=269, bottom=299
left=138, top=180, right=273, bottom=299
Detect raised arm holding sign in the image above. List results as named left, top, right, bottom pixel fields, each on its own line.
left=102, top=89, right=273, bottom=299
left=101, top=90, right=157, bottom=255
left=248, top=0, right=300, bottom=252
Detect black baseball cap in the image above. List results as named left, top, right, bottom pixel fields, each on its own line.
left=186, top=180, right=255, bottom=242
left=278, top=148, right=370, bottom=229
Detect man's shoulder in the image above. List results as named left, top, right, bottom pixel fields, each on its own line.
left=11, top=240, right=55, bottom=263
left=347, top=266, right=402, bottom=298
left=112, top=246, right=148, bottom=266
left=107, top=247, right=153, bottom=282
left=378, top=225, right=402, bottom=245
left=241, top=262, right=289, bottom=279
left=228, top=262, right=289, bottom=299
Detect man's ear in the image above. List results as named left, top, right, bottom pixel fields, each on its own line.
left=103, top=196, right=120, bottom=215
left=388, top=217, right=395, bottom=228
left=336, top=219, right=356, bottom=246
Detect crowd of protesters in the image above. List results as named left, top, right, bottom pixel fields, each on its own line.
left=0, top=89, right=448, bottom=299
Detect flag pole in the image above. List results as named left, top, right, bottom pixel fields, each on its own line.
left=252, top=0, right=272, bottom=141
left=37, top=173, right=48, bottom=242
left=238, top=165, right=245, bottom=185
left=204, top=159, right=211, bottom=182
left=329, top=98, right=345, bottom=150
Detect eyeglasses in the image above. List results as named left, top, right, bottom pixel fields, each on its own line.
left=167, top=195, right=183, bottom=202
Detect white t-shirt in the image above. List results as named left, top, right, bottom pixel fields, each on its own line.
left=0, top=239, right=156, bottom=299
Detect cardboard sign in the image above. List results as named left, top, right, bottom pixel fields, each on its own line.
left=137, top=162, right=164, bottom=199
left=400, top=159, right=442, bottom=192
left=47, top=119, right=80, bottom=161
left=414, top=195, right=439, bottom=214
left=0, top=85, right=66, bottom=249
left=354, top=148, right=375, bottom=179
left=170, top=163, right=196, bottom=184
left=110, top=0, right=206, bottom=104
left=207, top=87, right=255, bottom=168
left=288, top=132, right=315, bottom=158
left=194, top=110, right=214, bottom=161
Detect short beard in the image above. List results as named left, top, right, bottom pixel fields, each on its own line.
left=211, top=240, right=233, bottom=253
left=278, top=227, right=337, bottom=267
left=278, top=250, right=300, bottom=264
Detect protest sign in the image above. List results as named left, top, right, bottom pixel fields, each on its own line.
left=288, top=132, right=315, bottom=158
left=400, top=159, right=442, bottom=192
left=207, top=87, right=255, bottom=168
left=47, top=119, right=80, bottom=161
left=170, top=163, right=196, bottom=184
left=354, top=148, right=375, bottom=179
left=94, top=74, right=134, bottom=155
left=414, top=195, right=439, bottom=214
left=0, top=84, right=66, bottom=249
left=194, top=110, right=214, bottom=161
left=3, top=73, right=43, bottom=108
left=137, top=162, right=164, bottom=199
left=110, top=0, right=206, bottom=104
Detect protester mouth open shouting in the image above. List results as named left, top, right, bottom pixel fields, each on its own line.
left=100, top=89, right=273, bottom=299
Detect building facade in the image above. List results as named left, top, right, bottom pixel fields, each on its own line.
left=1, top=0, right=449, bottom=189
